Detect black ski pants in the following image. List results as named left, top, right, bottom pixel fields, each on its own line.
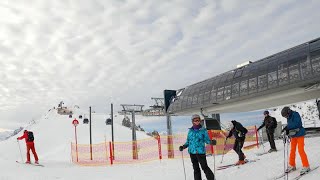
left=267, top=131, right=276, bottom=150
left=190, top=154, right=215, bottom=180
left=233, top=137, right=245, bottom=161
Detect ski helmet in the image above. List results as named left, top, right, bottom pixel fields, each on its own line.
left=263, top=110, right=269, bottom=115
left=281, top=106, right=291, bottom=118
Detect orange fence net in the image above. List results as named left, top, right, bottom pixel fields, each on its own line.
left=71, top=126, right=258, bottom=166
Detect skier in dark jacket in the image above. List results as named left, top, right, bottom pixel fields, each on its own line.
left=226, top=120, right=248, bottom=165
left=257, top=110, right=277, bottom=152
left=179, top=114, right=215, bottom=180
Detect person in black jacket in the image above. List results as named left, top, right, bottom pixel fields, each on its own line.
left=226, top=120, right=248, bottom=165
left=257, top=110, right=277, bottom=152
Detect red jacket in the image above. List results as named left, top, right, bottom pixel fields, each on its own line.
left=17, top=132, right=34, bottom=145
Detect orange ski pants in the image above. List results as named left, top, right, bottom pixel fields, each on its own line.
left=289, top=136, right=309, bottom=167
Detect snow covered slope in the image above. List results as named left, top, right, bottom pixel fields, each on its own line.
left=269, top=100, right=320, bottom=127
left=0, top=106, right=319, bottom=180
left=0, top=107, right=150, bottom=163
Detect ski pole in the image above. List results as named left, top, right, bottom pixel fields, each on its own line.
left=283, top=134, right=287, bottom=180
left=259, top=131, right=266, bottom=153
left=181, top=151, right=187, bottom=180
left=220, top=138, right=228, bottom=164
left=17, top=140, right=23, bottom=162
left=213, top=144, right=216, bottom=177
left=286, top=136, right=290, bottom=180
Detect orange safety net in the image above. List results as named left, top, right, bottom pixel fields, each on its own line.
left=71, top=142, right=109, bottom=166
left=172, top=126, right=258, bottom=158
left=71, top=126, right=258, bottom=166
left=112, top=137, right=160, bottom=164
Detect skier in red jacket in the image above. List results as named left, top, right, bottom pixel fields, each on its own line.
left=17, top=130, right=39, bottom=164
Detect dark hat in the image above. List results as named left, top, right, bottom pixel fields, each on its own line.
left=263, top=110, right=269, bottom=115
left=24, top=130, right=28, bottom=133
left=281, top=107, right=291, bottom=117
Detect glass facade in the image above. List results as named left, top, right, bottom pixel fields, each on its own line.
left=168, top=38, right=320, bottom=113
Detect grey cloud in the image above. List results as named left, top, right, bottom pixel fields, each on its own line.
left=0, top=0, right=319, bottom=129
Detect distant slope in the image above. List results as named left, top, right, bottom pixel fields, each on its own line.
left=270, top=100, right=320, bottom=127
left=0, top=107, right=150, bottom=163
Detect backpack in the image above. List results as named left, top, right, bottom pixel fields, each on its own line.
left=243, top=127, right=248, bottom=134
left=27, top=131, right=34, bottom=142
left=272, top=117, right=277, bottom=129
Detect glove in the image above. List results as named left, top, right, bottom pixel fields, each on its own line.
left=238, top=132, right=245, bottom=138
left=179, top=145, right=185, bottom=151
left=281, top=126, right=287, bottom=133
left=16, top=138, right=19, bottom=140
left=210, top=139, right=217, bottom=145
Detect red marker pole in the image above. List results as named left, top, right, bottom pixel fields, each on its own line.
left=75, top=125, right=78, bottom=162
left=72, top=119, right=79, bottom=162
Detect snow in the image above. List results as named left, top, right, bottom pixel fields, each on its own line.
left=0, top=107, right=319, bottom=180
left=269, top=100, right=320, bottom=127
left=0, top=131, right=13, bottom=141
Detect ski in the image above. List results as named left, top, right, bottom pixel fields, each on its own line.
left=217, top=159, right=259, bottom=170
left=272, top=172, right=288, bottom=180
left=272, top=169, right=298, bottom=180
left=256, top=152, right=269, bottom=156
left=291, top=166, right=319, bottom=180
left=16, top=160, right=44, bottom=167
left=217, top=164, right=236, bottom=170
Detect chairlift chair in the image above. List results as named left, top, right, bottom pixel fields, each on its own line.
left=106, top=118, right=112, bottom=125
left=83, top=118, right=89, bottom=124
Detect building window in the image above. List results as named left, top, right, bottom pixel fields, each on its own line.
left=311, top=49, right=320, bottom=75
left=268, top=71, right=278, bottom=89
left=203, top=91, right=210, bottom=104
left=258, top=74, right=268, bottom=91
left=210, top=90, right=217, bottom=103
left=232, top=82, right=239, bottom=98
left=278, top=64, right=289, bottom=85
left=289, top=64, right=300, bottom=82
left=217, top=87, right=224, bottom=102
left=249, top=78, right=257, bottom=94
left=240, top=80, right=248, bottom=96
left=224, top=85, right=231, bottom=100
left=300, top=59, right=312, bottom=79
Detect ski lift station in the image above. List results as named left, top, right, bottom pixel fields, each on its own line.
left=166, top=37, right=320, bottom=116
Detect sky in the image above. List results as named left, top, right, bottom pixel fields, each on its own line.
left=1, top=0, right=320, bottom=129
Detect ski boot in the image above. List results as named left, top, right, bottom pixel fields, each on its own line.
left=285, top=166, right=296, bottom=173
left=300, top=167, right=310, bottom=175
left=235, top=160, right=246, bottom=165
left=268, top=148, right=277, bottom=153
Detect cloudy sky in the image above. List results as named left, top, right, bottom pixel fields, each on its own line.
left=0, top=0, right=320, bottom=129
